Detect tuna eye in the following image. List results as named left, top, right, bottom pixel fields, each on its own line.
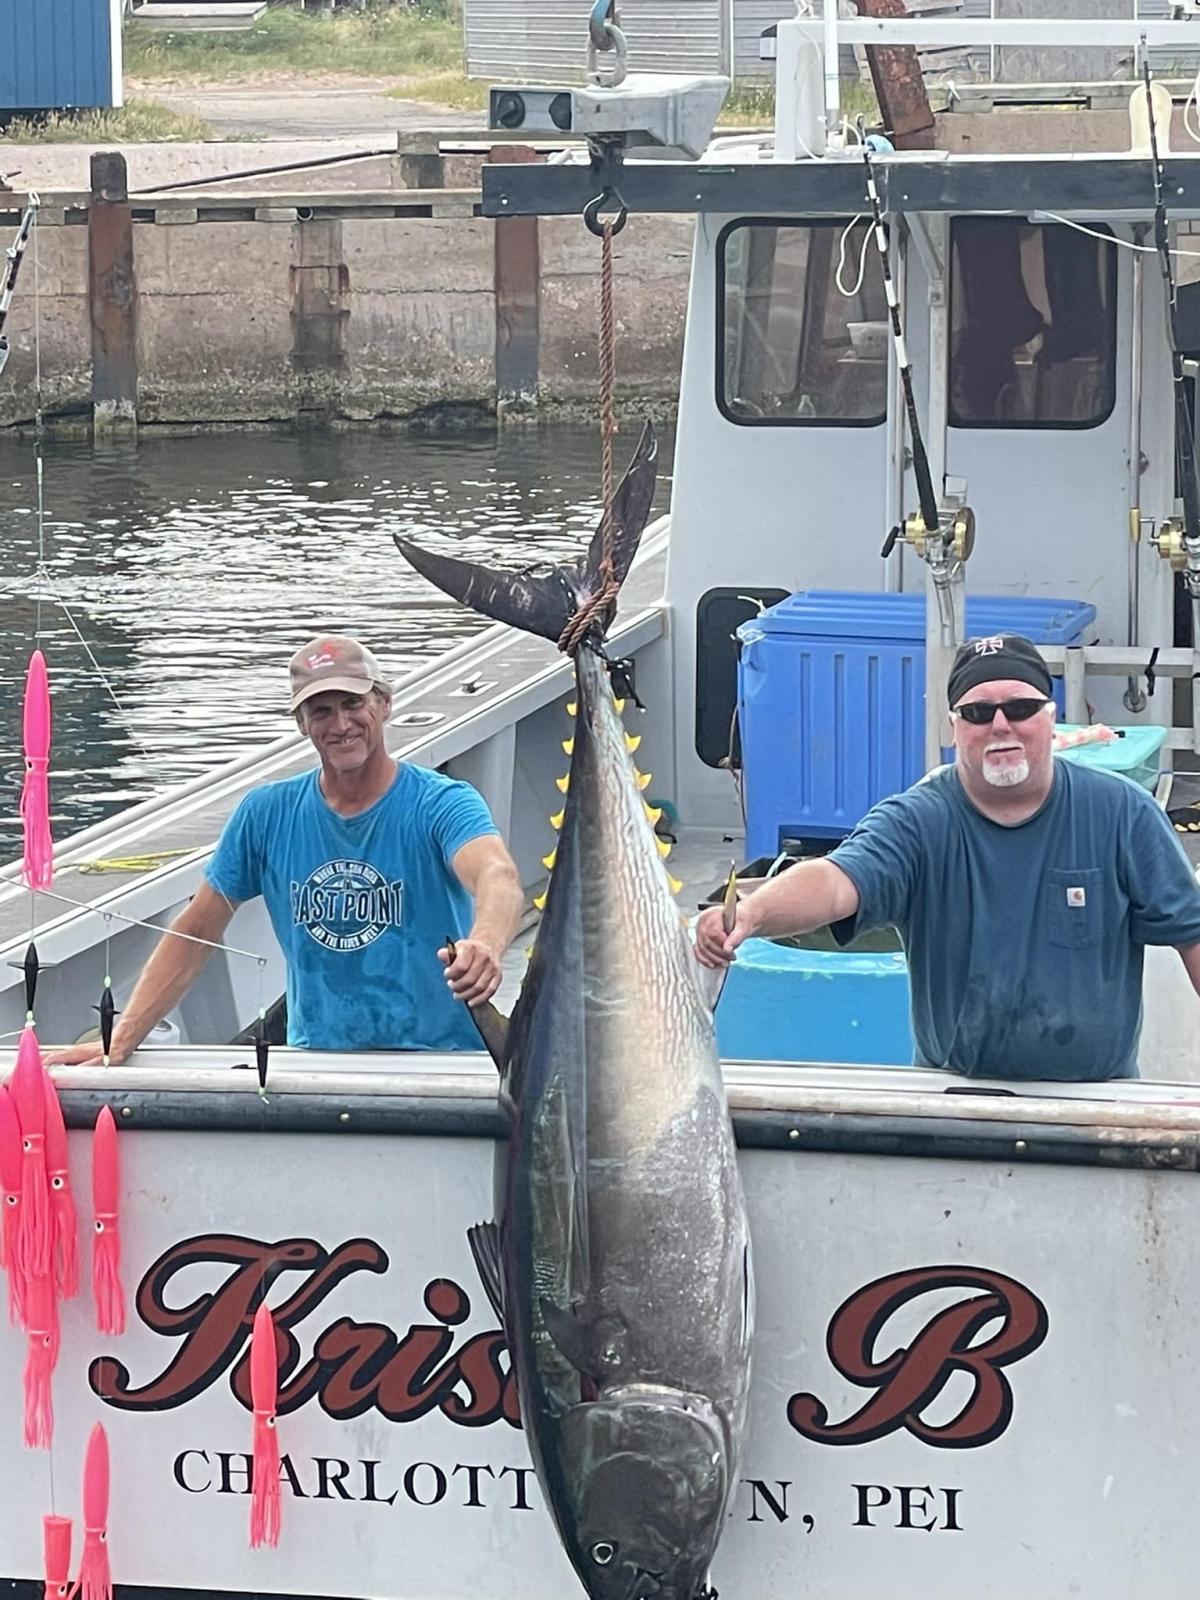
left=590, top=1543, right=616, bottom=1567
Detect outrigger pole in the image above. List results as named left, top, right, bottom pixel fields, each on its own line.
left=866, top=133, right=975, bottom=763
left=0, top=196, right=38, bottom=380
left=1142, top=60, right=1200, bottom=647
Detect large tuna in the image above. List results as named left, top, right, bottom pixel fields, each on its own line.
left=394, top=421, right=753, bottom=1600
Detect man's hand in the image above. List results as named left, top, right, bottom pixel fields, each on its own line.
left=695, top=900, right=756, bottom=969
left=43, top=1039, right=127, bottom=1068
left=439, top=938, right=503, bottom=1007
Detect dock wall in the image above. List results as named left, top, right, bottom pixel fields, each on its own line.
left=0, top=152, right=694, bottom=432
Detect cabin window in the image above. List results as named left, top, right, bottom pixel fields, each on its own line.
left=717, top=219, right=888, bottom=426
left=949, top=218, right=1117, bottom=429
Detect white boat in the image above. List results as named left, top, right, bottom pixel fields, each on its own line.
left=5, top=6, right=1200, bottom=1594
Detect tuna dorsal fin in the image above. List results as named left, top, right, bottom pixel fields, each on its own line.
left=394, top=422, right=657, bottom=648
left=467, top=1221, right=505, bottom=1323
left=470, top=1000, right=509, bottom=1071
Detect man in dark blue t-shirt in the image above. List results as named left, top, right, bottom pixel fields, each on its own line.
left=50, top=634, right=524, bottom=1061
left=697, top=633, right=1200, bottom=1080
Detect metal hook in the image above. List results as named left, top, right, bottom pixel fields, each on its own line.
left=583, top=188, right=628, bottom=237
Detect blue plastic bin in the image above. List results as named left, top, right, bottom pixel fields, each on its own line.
left=716, top=939, right=913, bottom=1065
left=737, top=590, right=1097, bottom=856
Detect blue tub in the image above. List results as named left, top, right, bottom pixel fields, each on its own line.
left=715, top=937, right=914, bottom=1065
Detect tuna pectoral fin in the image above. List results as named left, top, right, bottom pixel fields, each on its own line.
left=697, top=962, right=730, bottom=1013
left=540, top=1297, right=601, bottom=1379
left=470, top=1000, right=509, bottom=1070
left=393, top=422, right=657, bottom=645
left=467, top=1221, right=505, bottom=1322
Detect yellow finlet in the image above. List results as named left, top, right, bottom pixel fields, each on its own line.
left=524, top=945, right=535, bottom=960
left=566, top=702, right=577, bottom=716
left=625, top=733, right=642, bottom=753
left=542, top=848, right=557, bottom=870
left=562, top=738, right=574, bottom=756
left=721, top=860, right=739, bottom=935
left=667, top=873, right=683, bottom=895
left=636, top=771, right=652, bottom=791
left=555, top=775, right=570, bottom=793
left=613, top=697, right=625, bottom=714
left=533, top=892, right=547, bottom=912
left=656, top=837, right=672, bottom=860
left=644, top=804, right=663, bottom=826
left=550, top=809, right=565, bottom=830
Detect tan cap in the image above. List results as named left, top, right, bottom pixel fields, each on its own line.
left=288, top=635, right=389, bottom=713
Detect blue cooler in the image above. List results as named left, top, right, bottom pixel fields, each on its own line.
left=737, top=590, right=1096, bottom=857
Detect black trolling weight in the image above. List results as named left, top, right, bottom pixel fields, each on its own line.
left=96, top=981, right=117, bottom=1064
left=23, top=941, right=38, bottom=1018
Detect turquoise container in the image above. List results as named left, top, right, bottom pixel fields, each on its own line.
left=715, top=937, right=914, bottom=1066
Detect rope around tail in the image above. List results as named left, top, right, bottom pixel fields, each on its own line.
left=558, top=218, right=619, bottom=654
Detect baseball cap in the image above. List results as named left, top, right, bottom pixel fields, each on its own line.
left=288, top=635, right=390, bottom=713
left=947, top=633, right=1054, bottom=707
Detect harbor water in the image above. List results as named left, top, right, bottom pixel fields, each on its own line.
left=0, top=424, right=674, bottom=856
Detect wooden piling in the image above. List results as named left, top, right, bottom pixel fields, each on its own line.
left=491, top=145, right=541, bottom=417
left=290, top=218, right=349, bottom=418
left=88, top=151, right=138, bottom=436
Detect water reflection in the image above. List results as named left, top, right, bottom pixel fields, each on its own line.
left=0, top=424, right=674, bottom=853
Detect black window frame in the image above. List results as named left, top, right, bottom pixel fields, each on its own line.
left=715, top=215, right=889, bottom=430
left=947, top=215, right=1119, bottom=433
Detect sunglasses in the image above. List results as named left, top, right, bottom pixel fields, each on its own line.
left=952, top=697, right=1052, bottom=726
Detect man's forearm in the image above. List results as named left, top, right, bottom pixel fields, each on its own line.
left=111, top=923, right=214, bottom=1056
left=1176, top=940, right=1200, bottom=999
left=467, top=861, right=525, bottom=955
left=742, top=858, right=859, bottom=940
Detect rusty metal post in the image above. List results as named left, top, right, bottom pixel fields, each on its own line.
left=88, top=151, right=138, bottom=436
left=492, top=145, right=541, bottom=418
left=853, top=0, right=936, bottom=151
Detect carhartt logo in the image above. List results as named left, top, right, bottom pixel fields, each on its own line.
left=974, top=635, right=1005, bottom=656
left=307, top=651, right=337, bottom=671
left=1066, top=886, right=1086, bottom=907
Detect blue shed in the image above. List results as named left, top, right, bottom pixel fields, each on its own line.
left=0, top=0, right=122, bottom=114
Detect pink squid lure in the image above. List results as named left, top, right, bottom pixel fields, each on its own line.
left=21, top=649, right=53, bottom=892
left=249, top=1299, right=282, bottom=1548
left=91, top=1106, right=124, bottom=1335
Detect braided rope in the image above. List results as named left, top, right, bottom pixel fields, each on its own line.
left=559, top=218, right=619, bottom=654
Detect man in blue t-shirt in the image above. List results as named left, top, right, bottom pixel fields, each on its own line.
left=697, top=633, right=1200, bottom=1080
left=50, top=634, right=524, bottom=1059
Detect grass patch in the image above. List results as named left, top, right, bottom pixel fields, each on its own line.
left=385, top=71, right=486, bottom=110
left=123, top=5, right=462, bottom=82
left=0, top=98, right=215, bottom=143
left=720, top=77, right=880, bottom=128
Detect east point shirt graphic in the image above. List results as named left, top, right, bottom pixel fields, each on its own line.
left=290, top=858, right=405, bottom=953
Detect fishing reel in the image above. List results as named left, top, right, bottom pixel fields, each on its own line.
left=881, top=505, right=976, bottom=566
left=1151, top=518, right=1200, bottom=595
left=1152, top=519, right=1189, bottom=572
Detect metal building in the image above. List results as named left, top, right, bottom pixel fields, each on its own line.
left=0, top=0, right=123, bottom=115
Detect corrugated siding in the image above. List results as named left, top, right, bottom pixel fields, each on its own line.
left=0, top=0, right=117, bottom=112
left=465, top=0, right=729, bottom=80
left=735, top=0, right=792, bottom=80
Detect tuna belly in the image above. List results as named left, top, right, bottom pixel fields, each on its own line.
left=582, top=1084, right=747, bottom=1400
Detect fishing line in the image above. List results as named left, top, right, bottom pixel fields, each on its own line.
left=1040, top=210, right=1200, bottom=259
left=28, top=884, right=266, bottom=965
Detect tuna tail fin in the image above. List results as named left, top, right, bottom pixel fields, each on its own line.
left=393, top=421, right=658, bottom=645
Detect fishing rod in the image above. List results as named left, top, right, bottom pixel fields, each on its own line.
left=0, top=195, right=38, bottom=379
left=1143, top=60, right=1200, bottom=560
left=860, top=135, right=941, bottom=539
